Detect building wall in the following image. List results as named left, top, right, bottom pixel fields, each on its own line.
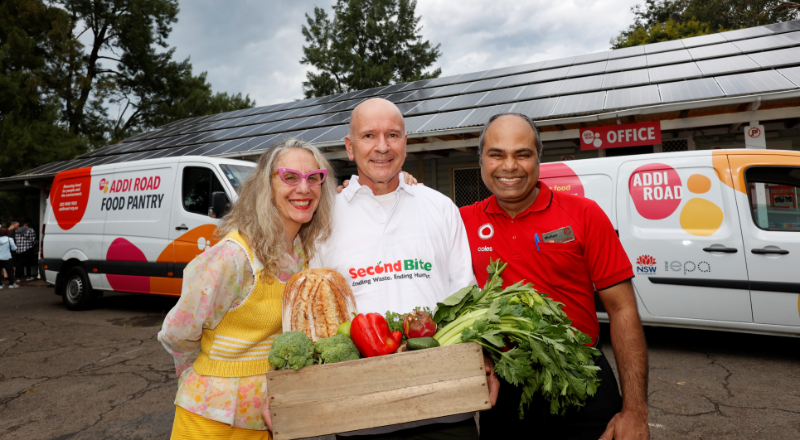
left=329, top=125, right=800, bottom=207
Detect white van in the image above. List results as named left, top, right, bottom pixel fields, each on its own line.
left=41, top=156, right=256, bottom=310
left=42, top=150, right=800, bottom=337
left=538, top=149, right=800, bottom=337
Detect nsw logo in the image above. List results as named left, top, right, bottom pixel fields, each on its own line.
left=636, top=254, right=657, bottom=274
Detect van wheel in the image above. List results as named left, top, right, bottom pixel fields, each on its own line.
left=61, top=267, right=94, bottom=311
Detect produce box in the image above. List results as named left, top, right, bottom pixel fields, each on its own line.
left=266, top=342, right=491, bottom=440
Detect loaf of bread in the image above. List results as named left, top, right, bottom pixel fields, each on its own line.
left=282, top=268, right=358, bottom=341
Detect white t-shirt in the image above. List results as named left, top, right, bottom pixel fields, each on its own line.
left=311, top=175, right=478, bottom=434
left=312, top=175, right=476, bottom=315
left=373, top=190, right=397, bottom=214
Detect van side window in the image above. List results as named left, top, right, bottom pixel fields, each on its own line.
left=745, top=166, right=800, bottom=232
left=182, top=167, right=225, bottom=216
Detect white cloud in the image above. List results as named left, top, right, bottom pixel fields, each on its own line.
left=166, top=0, right=640, bottom=107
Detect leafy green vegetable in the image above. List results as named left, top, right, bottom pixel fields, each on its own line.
left=384, top=310, right=405, bottom=334
left=433, top=259, right=601, bottom=418
left=406, top=337, right=440, bottom=350
left=315, top=334, right=361, bottom=364
left=268, top=331, right=316, bottom=371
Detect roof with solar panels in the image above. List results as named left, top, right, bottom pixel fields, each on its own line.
left=7, top=18, right=800, bottom=182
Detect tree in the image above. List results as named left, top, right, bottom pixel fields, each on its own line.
left=300, top=0, right=441, bottom=98
left=54, top=0, right=254, bottom=146
left=611, top=18, right=714, bottom=48
left=612, top=0, right=800, bottom=48
left=0, top=0, right=87, bottom=178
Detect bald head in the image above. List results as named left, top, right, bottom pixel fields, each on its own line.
left=349, top=98, right=405, bottom=138
left=344, top=98, right=408, bottom=195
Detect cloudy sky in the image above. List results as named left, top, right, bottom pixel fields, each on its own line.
left=165, top=0, right=642, bottom=107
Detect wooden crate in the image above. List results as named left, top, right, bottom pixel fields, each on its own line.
left=266, top=342, right=491, bottom=440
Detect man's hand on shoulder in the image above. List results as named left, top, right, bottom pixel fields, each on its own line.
left=336, top=171, right=422, bottom=193
left=599, top=408, right=649, bottom=440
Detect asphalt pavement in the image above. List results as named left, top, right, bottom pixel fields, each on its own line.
left=1, top=284, right=799, bottom=439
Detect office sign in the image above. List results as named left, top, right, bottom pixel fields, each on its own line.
left=580, top=121, right=662, bottom=151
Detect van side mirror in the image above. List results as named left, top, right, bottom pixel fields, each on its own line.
left=209, top=192, right=231, bottom=219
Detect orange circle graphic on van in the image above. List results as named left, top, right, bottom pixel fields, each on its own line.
left=680, top=198, right=723, bottom=236
left=629, top=163, right=682, bottom=220
left=687, top=174, right=712, bottom=194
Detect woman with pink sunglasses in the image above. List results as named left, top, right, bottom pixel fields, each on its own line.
left=159, top=138, right=336, bottom=440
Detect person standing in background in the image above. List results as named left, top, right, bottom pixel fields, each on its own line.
left=8, top=221, right=20, bottom=283
left=0, top=228, right=19, bottom=289
left=14, top=219, right=37, bottom=281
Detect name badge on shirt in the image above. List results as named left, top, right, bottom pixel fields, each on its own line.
left=542, top=226, right=575, bottom=243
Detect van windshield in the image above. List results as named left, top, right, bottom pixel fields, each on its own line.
left=220, top=164, right=255, bottom=194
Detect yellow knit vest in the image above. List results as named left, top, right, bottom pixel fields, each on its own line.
left=192, top=231, right=284, bottom=378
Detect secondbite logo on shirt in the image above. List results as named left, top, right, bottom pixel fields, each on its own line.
left=348, top=259, right=433, bottom=286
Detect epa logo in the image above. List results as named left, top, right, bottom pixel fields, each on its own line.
left=581, top=131, right=603, bottom=148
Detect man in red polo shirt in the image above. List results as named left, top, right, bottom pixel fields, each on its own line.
left=461, top=113, right=649, bottom=440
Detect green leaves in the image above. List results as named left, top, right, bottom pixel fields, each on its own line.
left=384, top=310, right=404, bottom=334
left=433, top=285, right=477, bottom=324
left=0, top=0, right=88, bottom=179
left=2, top=0, right=253, bottom=156
left=611, top=1, right=796, bottom=50
left=432, top=259, right=601, bottom=418
left=300, top=0, right=442, bottom=99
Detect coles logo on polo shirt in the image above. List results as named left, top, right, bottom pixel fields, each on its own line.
left=348, top=258, right=433, bottom=286
left=478, top=223, right=494, bottom=239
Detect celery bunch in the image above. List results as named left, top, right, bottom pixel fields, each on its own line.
left=433, top=259, right=601, bottom=417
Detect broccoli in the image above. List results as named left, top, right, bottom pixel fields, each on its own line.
left=268, top=331, right=316, bottom=371
left=314, top=334, right=361, bottom=364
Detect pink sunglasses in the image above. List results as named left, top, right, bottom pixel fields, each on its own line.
left=271, top=167, right=328, bottom=186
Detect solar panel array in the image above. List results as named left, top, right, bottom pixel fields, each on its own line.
left=16, top=19, right=800, bottom=178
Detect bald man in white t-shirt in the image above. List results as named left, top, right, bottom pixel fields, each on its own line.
left=311, top=98, right=497, bottom=439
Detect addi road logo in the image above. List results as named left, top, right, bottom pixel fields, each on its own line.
left=581, top=130, right=603, bottom=148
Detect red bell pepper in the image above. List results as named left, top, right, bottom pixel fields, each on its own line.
left=391, top=330, right=403, bottom=345
left=350, top=313, right=401, bottom=357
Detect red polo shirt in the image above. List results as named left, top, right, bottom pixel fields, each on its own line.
left=459, top=182, right=633, bottom=344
